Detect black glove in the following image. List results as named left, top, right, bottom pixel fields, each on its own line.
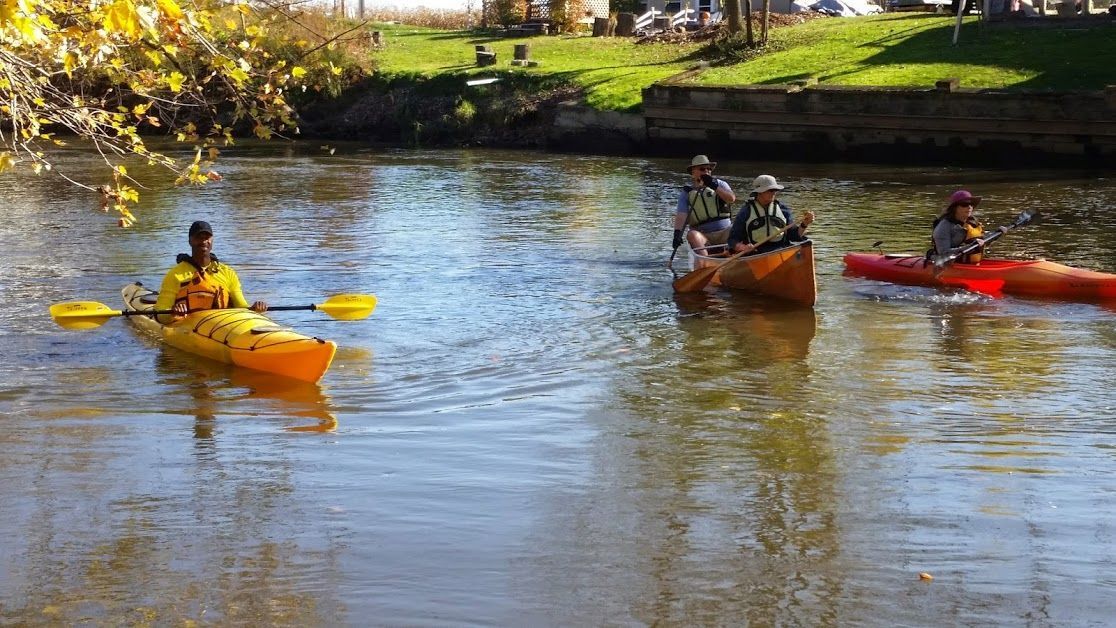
left=672, top=229, right=684, bottom=250
left=700, top=173, right=716, bottom=188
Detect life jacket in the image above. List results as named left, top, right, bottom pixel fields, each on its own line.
left=173, top=254, right=229, bottom=311
left=929, top=217, right=985, bottom=264
left=961, top=219, right=985, bottom=263
left=684, top=183, right=731, bottom=227
left=739, top=198, right=788, bottom=245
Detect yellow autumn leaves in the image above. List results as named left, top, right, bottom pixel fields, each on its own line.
left=0, top=0, right=322, bottom=227
left=0, top=0, right=183, bottom=44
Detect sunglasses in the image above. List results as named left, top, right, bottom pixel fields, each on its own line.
left=956, top=202, right=974, bottom=207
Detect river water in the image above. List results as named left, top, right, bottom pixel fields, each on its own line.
left=2, top=144, right=1115, bottom=625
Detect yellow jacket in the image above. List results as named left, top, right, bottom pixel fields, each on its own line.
left=155, top=256, right=250, bottom=323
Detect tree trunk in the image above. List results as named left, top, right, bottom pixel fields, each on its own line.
left=727, top=0, right=742, bottom=33
left=616, top=12, right=636, bottom=36
left=744, top=0, right=754, bottom=46
left=761, top=0, right=769, bottom=44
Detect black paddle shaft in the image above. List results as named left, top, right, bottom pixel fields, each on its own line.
left=125, top=305, right=313, bottom=316
left=937, top=210, right=1040, bottom=268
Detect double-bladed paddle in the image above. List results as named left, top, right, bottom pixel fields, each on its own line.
left=49, top=293, right=378, bottom=330
left=933, top=210, right=1041, bottom=271
left=672, top=220, right=804, bottom=294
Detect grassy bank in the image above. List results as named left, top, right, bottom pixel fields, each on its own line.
left=367, top=15, right=1116, bottom=113
left=369, top=23, right=703, bottom=111
left=696, top=14, right=1116, bottom=90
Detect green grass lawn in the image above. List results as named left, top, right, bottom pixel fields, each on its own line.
left=368, top=16, right=1116, bottom=112
left=697, top=14, right=1116, bottom=90
left=370, top=24, right=704, bottom=111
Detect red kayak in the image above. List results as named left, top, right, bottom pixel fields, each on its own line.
left=843, top=253, right=1116, bottom=301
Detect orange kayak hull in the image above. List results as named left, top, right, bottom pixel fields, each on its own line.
left=843, top=253, right=1116, bottom=301
left=122, top=283, right=337, bottom=383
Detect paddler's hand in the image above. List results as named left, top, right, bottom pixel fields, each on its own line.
left=250, top=301, right=268, bottom=313
left=997, top=226, right=1009, bottom=234
left=732, top=243, right=756, bottom=254
left=172, top=301, right=189, bottom=317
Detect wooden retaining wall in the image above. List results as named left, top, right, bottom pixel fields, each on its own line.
left=640, top=79, right=1116, bottom=166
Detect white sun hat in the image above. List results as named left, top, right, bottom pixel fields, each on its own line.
left=751, top=174, right=784, bottom=194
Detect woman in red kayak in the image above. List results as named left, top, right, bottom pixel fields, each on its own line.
left=930, top=190, right=1007, bottom=265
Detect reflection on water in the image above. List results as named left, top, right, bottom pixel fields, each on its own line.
left=3, top=146, right=1116, bottom=625
left=149, top=342, right=339, bottom=435
left=674, top=290, right=817, bottom=367
left=535, top=296, right=835, bottom=624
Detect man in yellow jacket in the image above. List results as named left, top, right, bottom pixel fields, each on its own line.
left=155, top=221, right=268, bottom=324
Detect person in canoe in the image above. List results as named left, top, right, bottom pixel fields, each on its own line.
left=154, top=221, right=268, bottom=324
left=929, top=190, right=1009, bottom=265
left=727, top=175, right=814, bottom=255
left=672, top=155, right=737, bottom=257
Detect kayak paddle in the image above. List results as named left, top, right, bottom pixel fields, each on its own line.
left=49, top=293, right=378, bottom=330
left=672, top=220, right=805, bottom=294
left=933, top=210, right=1042, bottom=272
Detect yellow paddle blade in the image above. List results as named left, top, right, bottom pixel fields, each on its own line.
left=315, top=294, right=377, bottom=321
left=49, top=301, right=124, bottom=330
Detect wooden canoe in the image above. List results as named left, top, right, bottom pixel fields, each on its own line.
left=691, top=240, right=817, bottom=307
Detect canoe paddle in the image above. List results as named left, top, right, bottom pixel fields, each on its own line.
left=49, top=293, right=378, bottom=331
left=933, top=210, right=1041, bottom=272
left=672, top=220, right=805, bottom=294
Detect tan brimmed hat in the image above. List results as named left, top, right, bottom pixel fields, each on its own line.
left=688, top=155, right=717, bottom=171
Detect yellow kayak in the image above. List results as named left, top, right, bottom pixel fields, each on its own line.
left=121, top=283, right=337, bottom=383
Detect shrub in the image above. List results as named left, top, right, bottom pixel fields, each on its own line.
left=487, top=0, right=528, bottom=27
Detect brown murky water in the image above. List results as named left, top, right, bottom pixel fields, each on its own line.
left=2, top=144, right=1115, bottom=625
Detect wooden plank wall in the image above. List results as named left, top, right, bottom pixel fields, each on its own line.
left=642, top=81, right=1116, bottom=165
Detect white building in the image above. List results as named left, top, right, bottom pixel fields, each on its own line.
left=635, top=0, right=724, bottom=16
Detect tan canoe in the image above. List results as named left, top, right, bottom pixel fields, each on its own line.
left=691, top=240, right=817, bottom=307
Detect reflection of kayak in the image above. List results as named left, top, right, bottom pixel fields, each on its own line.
left=122, top=283, right=337, bottom=383
left=843, top=253, right=1116, bottom=301
left=692, top=240, right=817, bottom=307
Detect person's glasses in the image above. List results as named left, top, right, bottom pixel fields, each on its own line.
left=698, top=167, right=713, bottom=172
left=957, top=202, right=973, bottom=207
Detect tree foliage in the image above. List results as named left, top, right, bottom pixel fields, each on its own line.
left=0, top=0, right=342, bottom=226
left=548, top=0, right=587, bottom=33
left=485, top=0, right=527, bottom=28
